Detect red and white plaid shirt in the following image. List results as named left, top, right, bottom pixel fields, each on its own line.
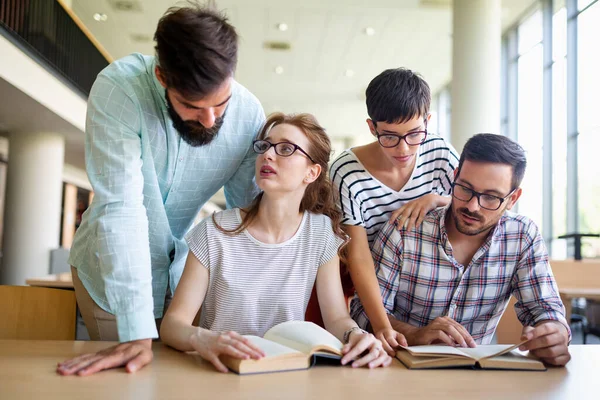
left=350, top=206, right=570, bottom=344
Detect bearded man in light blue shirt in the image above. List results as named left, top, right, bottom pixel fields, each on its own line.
left=57, top=5, right=264, bottom=376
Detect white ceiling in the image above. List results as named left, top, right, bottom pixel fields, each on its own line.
left=71, top=0, right=537, bottom=144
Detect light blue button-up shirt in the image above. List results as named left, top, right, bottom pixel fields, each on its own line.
left=69, top=53, right=264, bottom=342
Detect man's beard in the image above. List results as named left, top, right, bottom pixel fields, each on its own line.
left=450, top=205, right=498, bottom=236
left=165, top=91, right=225, bottom=147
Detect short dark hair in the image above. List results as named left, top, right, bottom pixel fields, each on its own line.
left=154, top=4, right=238, bottom=100
left=365, top=68, right=431, bottom=124
left=457, top=133, right=527, bottom=191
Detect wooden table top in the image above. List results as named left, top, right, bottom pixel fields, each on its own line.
left=0, top=340, right=598, bottom=400
left=25, top=272, right=73, bottom=289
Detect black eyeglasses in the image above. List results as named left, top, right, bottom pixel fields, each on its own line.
left=452, top=183, right=516, bottom=211
left=373, top=125, right=428, bottom=148
left=253, top=140, right=316, bottom=163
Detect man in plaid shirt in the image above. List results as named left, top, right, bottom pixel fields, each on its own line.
left=350, top=133, right=571, bottom=366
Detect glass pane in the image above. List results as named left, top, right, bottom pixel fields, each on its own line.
left=518, top=10, right=543, bottom=55
left=553, top=8, right=567, bottom=61
left=552, top=7, right=568, bottom=258
left=517, top=44, right=544, bottom=230
left=579, top=0, right=596, bottom=11
left=552, top=56, right=568, bottom=258
left=578, top=1, right=600, bottom=257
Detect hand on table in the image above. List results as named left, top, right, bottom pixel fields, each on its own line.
left=56, top=338, right=153, bottom=376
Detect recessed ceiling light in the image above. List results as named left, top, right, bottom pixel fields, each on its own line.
left=274, top=66, right=284, bottom=75
left=277, top=23, right=288, bottom=32
left=93, top=13, right=108, bottom=22
left=364, top=27, right=375, bottom=36
left=345, top=69, right=355, bottom=77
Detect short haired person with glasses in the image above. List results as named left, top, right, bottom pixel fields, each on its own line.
left=352, top=134, right=571, bottom=366
left=319, top=68, right=459, bottom=354
left=159, top=113, right=391, bottom=372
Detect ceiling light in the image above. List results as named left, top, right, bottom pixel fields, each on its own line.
left=364, top=27, right=375, bottom=36
left=345, top=69, right=355, bottom=77
left=274, top=66, right=284, bottom=75
left=93, top=13, right=108, bottom=22
left=277, top=23, right=288, bottom=32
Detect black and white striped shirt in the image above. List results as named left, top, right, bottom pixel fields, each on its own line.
left=330, top=135, right=459, bottom=246
left=186, top=208, right=344, bottom=337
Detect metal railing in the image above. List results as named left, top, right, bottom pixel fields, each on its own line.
left=0, top=0, right=111, bottom=96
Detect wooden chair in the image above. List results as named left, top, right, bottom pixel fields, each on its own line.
left=0, top=285, right=76, bottom=340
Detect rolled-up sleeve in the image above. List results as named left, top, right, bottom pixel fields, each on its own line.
left=511, top=222, right=571, bottom=340
left=86, top=76, right=157, bottom=342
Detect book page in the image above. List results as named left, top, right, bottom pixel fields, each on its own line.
left=263, top=321, right=343, bottom=355
left=459, top=344, right=522, bottom=361
left=400, top=345, right=472, bottom=358
left=243, top=336, right=302, bottom=358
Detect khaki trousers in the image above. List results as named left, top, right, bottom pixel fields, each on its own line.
left=71, top=266, right=171, bottom=341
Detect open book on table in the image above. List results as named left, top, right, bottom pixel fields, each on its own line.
left=220, top=321, right=344, bottom=375
left=396, top=342, right=546, bottom=371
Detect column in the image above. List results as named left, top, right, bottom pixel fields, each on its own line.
left=451, top=0, right=501, bottom=151
left=1, top=132, right=65, bottom=285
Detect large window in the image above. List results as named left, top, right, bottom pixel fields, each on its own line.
left=552, top=7, right=568, bottom=258
left=516, top=10, right=544, bottom=230
left=577, top=1, right=600, bottom=257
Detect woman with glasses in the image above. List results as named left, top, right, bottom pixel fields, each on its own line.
left=321, top=68, right=459, bottom=355
left=160, top=113, right=391, bottom=372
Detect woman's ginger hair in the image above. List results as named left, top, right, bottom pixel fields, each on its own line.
left=213, top=112, right=348, bottom=256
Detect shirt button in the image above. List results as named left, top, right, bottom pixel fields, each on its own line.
left=179, top=157, right=184, bottom=162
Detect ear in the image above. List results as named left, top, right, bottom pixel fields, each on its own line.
left=504, top=187, right=522, bottom=211
left=304, top=163, right=322, bottom=184
left=366, top=119, right=377, bottom=137
left=425, top=113, right=432, bottom=123
left=155, top=66, right=167, bottom=89
left=453, top=167, right=459, bottom=180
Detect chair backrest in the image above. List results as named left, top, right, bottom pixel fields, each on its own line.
left=49, top=247, right=71, bottom=274
left=0, top=286, right=76, bottom=340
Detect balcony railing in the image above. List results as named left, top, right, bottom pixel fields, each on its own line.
left=0, top=0, right=112, bottom=96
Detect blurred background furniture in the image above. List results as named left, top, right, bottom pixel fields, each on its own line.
left=0, top=285, right=76, bottom=340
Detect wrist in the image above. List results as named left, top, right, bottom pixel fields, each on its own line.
left=343, top=327, right=367, bottom=344
left=129, top=338, right=152, bottom=348
left=401, top=325, right=421, bottom=345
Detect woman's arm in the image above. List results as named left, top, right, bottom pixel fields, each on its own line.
left=344, top=225, right=405, bottom=354
left=316, top=255, right=392, bottom=368
left=160, top=251, right=211, bottom=350
left=160, top=251, right=264, bottom=372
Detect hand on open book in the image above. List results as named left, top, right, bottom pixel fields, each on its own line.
left=340, top=332, right=392, bottom=368
left=406, top=316, right=477, bottom=348
left=374, top=328, right=408, bottom=355
left=56, top=338, right=153, bottom=376
left=519, top=322, right=571, bottom=366
left=190, top=330, right=266, bottom=373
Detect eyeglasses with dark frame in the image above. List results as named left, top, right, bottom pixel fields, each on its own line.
left=253, top=139, right=316, bottom=163
left=372, top=121, right=428, bottom=148
left=451, top=182, right=516, bottom=211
